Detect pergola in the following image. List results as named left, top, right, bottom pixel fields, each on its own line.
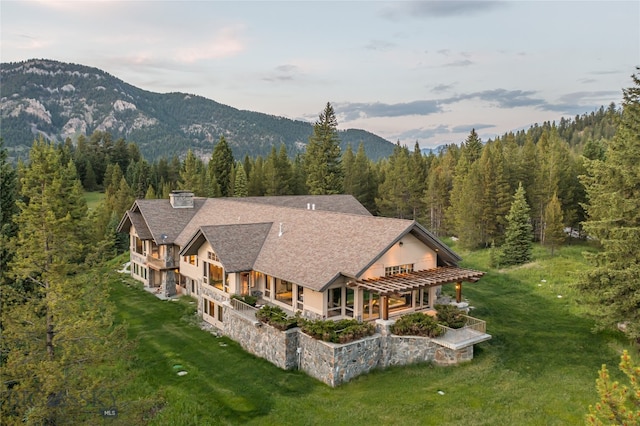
left=348, top=266, right=485, bottom=320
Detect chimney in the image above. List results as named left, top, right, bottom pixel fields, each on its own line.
left=169, top=190, right=194, bottom=208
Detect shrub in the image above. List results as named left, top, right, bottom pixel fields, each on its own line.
left=255, top=305, right=298, bottom=330
left=391, top=312, right=443, bottom=337
left=435, top=304, right=467, bottom=329
left=300, top=318, right=375, bottom=344
left=231, top=294, right=257, bottom=307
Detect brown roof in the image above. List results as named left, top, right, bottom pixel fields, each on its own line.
left=348, top=266, right=485, bottom=296
left=237, top=195, right=372, bottom=216
left=125, top=211, right=152, bottom=240
left=182, top=223, right=272, bottom=273
left=175, top=198, right=460, bottom=292
left=124, top=198, right=207, bottom=244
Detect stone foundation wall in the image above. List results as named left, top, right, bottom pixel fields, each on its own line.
left=216, top=306, right=476, bottom=387
left=223, top=308, right=298, bottom=370
left=298, top=332, right=381, bottom=387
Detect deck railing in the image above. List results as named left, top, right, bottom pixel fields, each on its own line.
left=230, top=297, right=259, bottom=321
left=435, top=315, right=487, bottom=349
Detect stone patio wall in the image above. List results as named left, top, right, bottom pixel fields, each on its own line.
left=217, top=306, right=476, bottom=386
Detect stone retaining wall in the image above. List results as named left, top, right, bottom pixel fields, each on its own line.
left=218, top=306, right=476, bottom=387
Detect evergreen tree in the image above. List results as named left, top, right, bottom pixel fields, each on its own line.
left=1, top=139, right=128, bottom=423
left=233, top=163, right=248, bottom=197
left=543, top=192, right=564, bottom=256
left=586, top=350, right=640, bottom=425
left=304, top=102, right=343, bottom=194
left=500, top=183, right=533, bottom=266
left=247, top=156, right=266, bottom=196
left=575, top=70, right=640, bottom=340
left=350, top=143, right=377, bottom=213
left=209, top=136, right=234, bottom=197
left=342, top=144, right=356, bottom=195
left=179, top=149, right=205, bottom=195
left=407, top=141, right=427, bottom=220
left=0, top=139, right=18, bottom=287
left=376, top=143, right=411, bottom=218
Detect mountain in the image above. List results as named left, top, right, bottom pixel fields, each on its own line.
left=0, top=59, right=395, bottom=161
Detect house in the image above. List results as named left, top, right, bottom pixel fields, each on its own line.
left=118, top=191, right=490, bottom=386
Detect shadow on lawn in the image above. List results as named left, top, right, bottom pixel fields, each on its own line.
left=110, top=278, right=321, bottom=423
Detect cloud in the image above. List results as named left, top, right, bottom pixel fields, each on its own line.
left=443, top=59, right=474, bottom=67
left=397, top=125, right=451, bottom=140
left=335, top=100, right=442, bottom=121
left=262, top=64, right=303, bottom=82
left=451, top=123, right=495, bottom=133
left=175, top=26, right=245, bottom=63
left=448, top=89, right=546, bottom=109
left=365, top=39, right=397, bottom=51
left=381, top=1, right=508, bottom=19
left=432, top=83, right=455, bottom=93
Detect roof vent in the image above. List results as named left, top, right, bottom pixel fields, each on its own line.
left=278, top=223, right=284, bottom=237
left=170, top=190, right=194, bottom=208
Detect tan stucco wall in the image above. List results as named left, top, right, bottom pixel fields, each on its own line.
left=360, top=233, right=437, bottom=280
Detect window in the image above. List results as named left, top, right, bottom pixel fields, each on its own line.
left=203, top=262, right=224, bottom=291
left=362, top=290, right=380, bottom=320
left=133, top=236, right=144, bottom=254
left=327, top=288, right=342, bottom=317
left=207, top=251, right=219, bottom=262
left=388, top=291, right=413, bottom=313
left=420, top=288, right=430, bottom=308
left=218, top=305, right=224, bottom=323
left=264, top=275, right=271, bottom=298
left=385, top=264, right=414, bottom=276
left=183, top=255, right=196, bottom=265
left=296, top=285, right=304, bottom=311
left=275, top=279, right=293, bottom=305
left=327, top=287, right=355, bottom=318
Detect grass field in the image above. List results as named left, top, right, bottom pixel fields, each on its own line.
left=106, top=242, right=635, bottom=425
left=83, top=191, right=105, bottom=210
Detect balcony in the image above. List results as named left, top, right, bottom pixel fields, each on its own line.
left=146, top=255, right=177, bottom=270
left=432, top=315, right=492, bottom=350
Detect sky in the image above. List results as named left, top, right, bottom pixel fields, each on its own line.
left=1, top=1, right=639, bottom=149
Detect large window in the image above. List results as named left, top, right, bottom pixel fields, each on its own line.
left=275, top=279, right=293, bottom=305
left=328, top=287, right=355, bottom=318
left=362, top=290, right=380, bottom=320
left=388, top=291, right=413, bottom=313
left=203, top=261, right=224, bottom=291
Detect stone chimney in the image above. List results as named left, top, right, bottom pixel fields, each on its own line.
left=169, top=190, right=194, bottom=208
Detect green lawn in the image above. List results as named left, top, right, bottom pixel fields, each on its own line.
left=106, top=243, right=635, bottom=425
left=84, top=191, right=105, bottom=210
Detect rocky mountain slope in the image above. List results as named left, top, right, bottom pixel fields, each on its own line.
left=0, top=59, right=394, bottom=161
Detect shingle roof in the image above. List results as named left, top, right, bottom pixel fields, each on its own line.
left=184, top=223, right=272, bottom=273
left=174, top=198, right=459, bottom=292
left=124, top=211, right=153, bottom=240
left=237, top=195, right=372, bottom=216
left=133, top=198, right=206, bottom=244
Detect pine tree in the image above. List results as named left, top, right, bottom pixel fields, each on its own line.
left=543, top=192, right=564, bottom=256
left=233, top=163, right=248, bottom=197
left=500, top=183, right=533, bottom=266
left=179, top=149, right=205, bottom=195
left=351, top=143, right=377, bottom=213
left=376, top=143, right=411, bottom=218
left=575, top=70, right=640, bottom=340
left=1, top=138, right=128, bottom=423
left=0, top=139, right=18, bottom=287
left=304, top=102, right=343, bottom=194
left=248, top=156, right=266, bottom=196
left=209, top=136, right=234, bottom=197
left=586, top=350, right=640, bottom=425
